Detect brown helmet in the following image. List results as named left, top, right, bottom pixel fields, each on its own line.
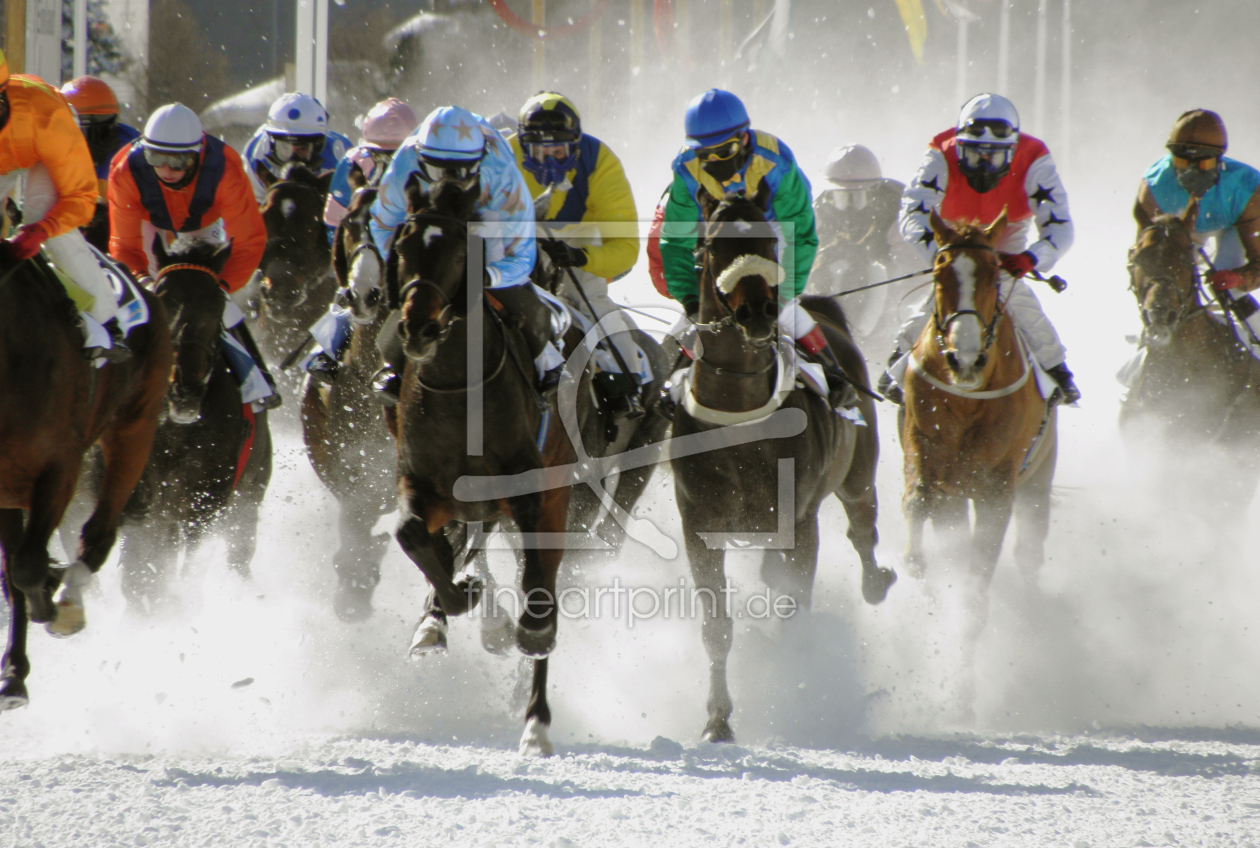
left=1167, top=109, right=1227, bottom=153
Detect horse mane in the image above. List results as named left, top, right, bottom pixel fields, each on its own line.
left=277, top=162, right=324, bottom=188
left=163, top=236, right=227, bottom=268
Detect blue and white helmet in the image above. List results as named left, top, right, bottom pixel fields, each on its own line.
left=415, top=105, right=487, bottom=163
left=264, top=92, right=329, bottom=137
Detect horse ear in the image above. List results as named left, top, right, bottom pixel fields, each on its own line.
left=384, top=245, right=401, bottom=311
left=404, top=171, right=427, bottom=215
left=317, top=170, right=335, bottom=196
left=1180, top=195, right=1200, bottom=229
left=332, top=222, right=348, bottom=284
left=152, top=233, right=170, bottom=266
left=983, top=208, right=1009, bottom=244
left=752, top=180, right=771, bottom=213
left=928, top=208, right=952, bottom=247
left=347, top=166, right=368, bottom=191
left=254, top=160, right=278, bottom=191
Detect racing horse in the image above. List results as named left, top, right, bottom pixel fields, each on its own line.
left=300, top=179, right=397, bottom=621
left=671, top=187, right=892, bottom=743
left=115, top=237, right=273, bottom=612
left=387, top=173, right=585, bottom=756
left=249, top=163, right=337, bottom=369
left=0, top=250, right=172, bottom=708
left=899, top=211, right=1057, bottom=713
left=1124, top=197, right=1260, bottom=511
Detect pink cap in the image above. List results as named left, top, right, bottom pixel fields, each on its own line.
left=359, top=98, right=418, bottom=150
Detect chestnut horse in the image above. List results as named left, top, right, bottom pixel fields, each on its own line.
left=899, top=212, right=1057, bottom=711
left=1123, top=197, right=1260, bottom=511
left=671, top=188, right=892, bottom=743
left=0, top=251, right=172, bottom=708
left=386, top=174, right=584, bottom=756
left=300, top=182, right=397, bottom=621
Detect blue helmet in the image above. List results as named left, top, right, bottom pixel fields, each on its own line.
left=684, top=89, right=749, bottom=149
left=415, top=105, right=487, bottom=162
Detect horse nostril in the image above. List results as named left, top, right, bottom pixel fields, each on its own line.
left=365, top=289, right=380, bottom=308
left=945, top=351, right=960, bottom=371
left=762, top=301, right=779, bottom=319
left=975, top=352, right=988, bottom=369
left=734, top=303, right=752, bottom=324
left=1165, top=310, right=1178, bottom=327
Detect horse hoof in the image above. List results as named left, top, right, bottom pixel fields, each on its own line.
left=701, top=717, right=735, bottom=743
left=454, top=573, right=485, bottom=614
left=46, top=562, right=90, bottom=637
left=408, top=615, right=448, bottom=658
left=46, top=601, right=86, bottom=638
left=333, top=582, right=375, bottom=623
left=518, top=716, right=553, bottom=757
left=516, top=619, right=556, bottom=658
left=0, top=678, right=29, bottom=712
left=479, top=603, right=516, bottom=656
left=904, top=554, right=927, bottom=580
left=861, top=565, right=897, bottom=605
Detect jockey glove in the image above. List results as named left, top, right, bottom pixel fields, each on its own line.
left=999, top=251, right=1037, bottom=279
left=1209, top=269, right=1246, bottom=291
left=3, top=223, right=48, bottom=261
left=538, top=238, right=587, bottom=269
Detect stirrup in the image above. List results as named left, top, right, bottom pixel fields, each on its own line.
left=876, top=370, right=903, bottom=405
left=614, top=391, right=646, bottom=422
left=307, top=353, right=338, bottom=387
left=372, top=366, right=401, bottom=407
left=539, top=367, right=562, bottom=400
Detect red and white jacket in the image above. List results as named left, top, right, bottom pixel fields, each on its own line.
left=899, top=128, right=1074, bottom=271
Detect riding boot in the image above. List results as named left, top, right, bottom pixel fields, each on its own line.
left=228, top=322, right=283, bottom=410
left=488, top=283, right=563, bottom=398
left=592, top=370, right=645, bottom=422
left=372, top=310, right=405, bottom=407
left=1045, top=362, right=1081, bottom=406
left=96, top=320, right=132, bottom=363
left=876, top=349, right=904, bottom=405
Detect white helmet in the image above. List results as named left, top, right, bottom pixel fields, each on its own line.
left=264, top=92, right=329, bottom=137
left=142, top=103, right=203, bottom=153
left=956, top=93, right=1020, bottom=146
left=823, top=145, right=882, bottom=188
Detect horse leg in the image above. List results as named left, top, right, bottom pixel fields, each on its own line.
left=396, top=508, right=479, bottom=618
left=759, top=515, right=819, bottom=611
left=902, top=480, right=936, bottom=580
left=518, top=658, right=553, bottom=757
left=837, top=444, right=894, bottom=604
left=78, top=409, right=164, bottom=576
left=332, top=498, right=390, bottom=623
left=956, top=479, right=1016, bottom=722
left=224, top=414, right=272, bottom=581
left=1014, top=436, right=1057, bottom=586
left=685, top=531, right=734, bottom=742
left=12, top=463, right=80, bottom=627
left=0, top=510, right=31, bottom=709
left=118, top=520, right=180, bottom=615
left=511, top=487, right=567, bottom=658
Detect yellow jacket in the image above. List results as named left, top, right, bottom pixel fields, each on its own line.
left=0, top=75, right=97, bottom=238
left=511, top=133, right=638, bottom=280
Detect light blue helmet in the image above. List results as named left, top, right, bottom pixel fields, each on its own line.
left=684, top=89, right=749, bottom=149
left=415, top=105, right=486, bottom=162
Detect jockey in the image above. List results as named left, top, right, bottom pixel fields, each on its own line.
left=368, top=105, right=555, bottom=406
left=60, top=75, right=140, bottom=238
left=107, top=102, right=281, bottom=409
left=812, top=144, right=916, bottom=282
left=885, top=93, right=1080, bottom=405
left=512, top=91, right=647, bottom=421
left=0, top=50, right=129, bottom=361
left=1136, top=109, right=1260, bottom=338
left=656, top=88, right=856, bottom=409
left=243, top=92, right=350, bottom=205
left=303, top=97, right=418, bottom=383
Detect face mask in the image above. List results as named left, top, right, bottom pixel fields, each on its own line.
left=1175, top=165, right=1219, bottom=198
left=702, top=155, right=742, bottom=184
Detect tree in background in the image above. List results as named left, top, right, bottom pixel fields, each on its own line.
left=145, top=0, right=232, bottom=112
left=59, top=0, right=128, bottom=80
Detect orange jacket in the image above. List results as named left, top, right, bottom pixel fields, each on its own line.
left=0, top=75, right=97, bottom=238
left=107, top=137, right=265, bottom=292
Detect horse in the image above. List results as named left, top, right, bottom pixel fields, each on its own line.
left=899, top=211, right=1058, bottom=714
left=671, top=187, right=892, bottom=743
left=1123, top=196, right=1260, bottom=511
left=300, top=179, right=397, bottom=621
left=248, top=163, right=337, bottom=370
left=386, top=173, right=588, bottom=756
left=113, top=237, right=273, bottom=612
left=0, top=250, right=173, bottom=708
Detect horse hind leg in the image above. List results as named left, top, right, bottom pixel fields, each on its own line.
left=1014, top=437, right=1057, bottom=586
left=224, top=415, right=272, bottom=582
left=12, top=464, right=80, bottom=628
left=332, top=499, right=390, bottom=623
left=687, top=534, right=735, bottom=743
left=518, top=658, right=553, bottom=757
left=759, top=515, right=820, bottom=612
left=0, top=510, right=31, bottom=709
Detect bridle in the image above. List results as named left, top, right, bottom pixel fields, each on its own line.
left=154, top=261, right=225, bottom=392
left=338, top=240, right=386, bottom=322
left=696, top=219, right=781, bottom=352
left=929, top=241, right=1009, bottom=357
left=1127, top=219, right=1204, bottom=336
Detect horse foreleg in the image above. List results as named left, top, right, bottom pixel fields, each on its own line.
left=13, top=464, right=79, bottom=626
left=518, top=658, right=553, bottom=757
left=902, top=480, right=935, bottom=580
left=0, top=510, right=30, bottom=709
left=332, top=498, right=390, bottom=623
left=395, top=509, right=476, bottom=617
left=224, top=414, right=272, bottom=582
left=117, top=520, right=180, bottom=615
left=80, top=409, right=164, bottom=575
left=685, top=532, right=734, bottom=743
left=837, top=465, right=893, bottom=605
left=510, top=487, right=566, bottom=658
left=759, top=515, right=819, bottom=611
left=1014, top=434, right=1057, bottom=586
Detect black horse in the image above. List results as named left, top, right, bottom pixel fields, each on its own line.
left=671, top=188, right=893, bottom=743
left=115, top=237, right=273, bottom=612
left=0, top=250, right=172, bottom=708
left=386, top=173, right=590, bottom=756
left=300, top=181, right=397, bottom=620
left=250, top=163, right=337, bottom=372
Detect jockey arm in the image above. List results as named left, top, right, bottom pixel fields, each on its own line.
left=899, top=147, right=949, bottom=263
left=1022, top=151, right=1074, bottom=270
left=10, top=80, right=97, bottom=238
left=768, top=164, right=819, bottom=299
left=575, top=144, right=638, bottom=280
left=214, top=147, right=267, bottom=292
left=106, top=150, right=150, bottom=277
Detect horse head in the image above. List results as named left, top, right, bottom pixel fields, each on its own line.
left=389, top=172, right=479, bottom=364
left=1129, top=197, right=1200, bottom=348
left=151, top=235, right=232, bottom=424
left=927, top=209, right=1007, bottom=390
left=700, top=183, right=782, bottom=347
left=332, top=182, right=384, bottom=324
left=259, top=163, right=334, bottom=312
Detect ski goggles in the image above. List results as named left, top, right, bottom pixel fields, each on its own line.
left=959, top=118, right=1017, bottom=140
left=830, top=188, right=869, bottom=211
left=1169, top=145, right=1221, bottom=171
left=695, top=137, right=743, bottom=164
left=526, top=141, right=576, bottom=164
left=272, top=136, right=322, bottom=163
left=959, top=143, right=1012, bottom=172
left=417, top=157, right=481, bottom=184
left=143, top=149, right=199, bottom=171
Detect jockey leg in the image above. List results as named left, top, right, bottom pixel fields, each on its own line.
left=371, top=310, right=404, bottom=406
left=223, top=309, right=283, bottom=410
left=489, top=282, right=564, bottom=397
left=875, top=290, right=936, bottom=404
left=1001, top=276, right=1080, bottom=404
left=559, top=271, right=648, bottom=419
left=782, top=299, right=858, bottom=410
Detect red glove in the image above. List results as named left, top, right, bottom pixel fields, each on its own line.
left=1209, top=269, right=1246, bottom=291
left=1000, top=251, right=1037, bottom=279
left=2, top=224, right=48, bottom=262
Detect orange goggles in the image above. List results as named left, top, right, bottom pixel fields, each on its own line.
left=1169, top=146, right=1220, bottom=171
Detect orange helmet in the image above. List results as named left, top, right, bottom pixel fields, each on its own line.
left=61, top=76, right=119, bottom=117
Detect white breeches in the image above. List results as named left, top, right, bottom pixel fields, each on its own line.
left=555, top=269, right=651, bottom=385
left=894, top=275, right=1067, bottom=369
left=1, top=163, right=119, bottom=325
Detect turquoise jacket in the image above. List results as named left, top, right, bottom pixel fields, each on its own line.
left=1145, top=153, right=1260, bottom=269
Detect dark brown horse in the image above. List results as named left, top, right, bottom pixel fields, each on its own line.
left=1124, top=197, right=1260, bottom=510
left=114, top=237, right=273, bottom=612
left=300, top=182, right=397, bottom=621
left=899, top=211, right=1057, bottom=714
left=0, top=251, right=172, bottom=708
left=671, top=188, right=891, bottom=743
left=250, top=163, right=337, bottom=369
left=386, top=174, right=582, bottom=756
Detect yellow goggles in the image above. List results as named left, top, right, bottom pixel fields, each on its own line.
left=696, top=138, right=742, bottom=164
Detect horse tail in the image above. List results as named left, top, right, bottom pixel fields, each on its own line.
left=799, top=293, right=851, bottom=338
